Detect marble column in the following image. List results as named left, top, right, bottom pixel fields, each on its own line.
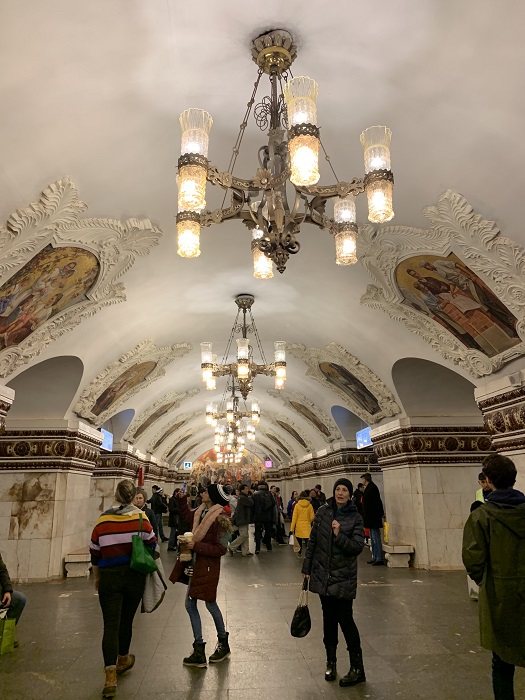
left=475, top=369, right=525, bottom=492
left=0, top=418, right=101, bottom=581
left=371, top=418, right=492, bottom=570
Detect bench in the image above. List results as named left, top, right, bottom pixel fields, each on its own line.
left=382, top=542, right=414, bottom=568
left=65, top=547, right=91, bottom=578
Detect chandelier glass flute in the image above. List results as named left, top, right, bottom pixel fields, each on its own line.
left=176, top=29, right=394, bottom=274
left=200, top=294, right=286, bottom=400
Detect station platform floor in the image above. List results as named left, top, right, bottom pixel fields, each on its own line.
left=0, top=542, right=523, bottom=700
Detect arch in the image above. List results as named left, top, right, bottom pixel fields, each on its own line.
left=7, top=356, right=84, bottom=420
left=331, top=406, right=367, bottom=440
left=391, top=358, right=479, bottom=417
left=100, top=409, right=135, bottom=444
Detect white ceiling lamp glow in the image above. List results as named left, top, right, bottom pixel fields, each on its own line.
left=175, top=29, right=394, bottom=273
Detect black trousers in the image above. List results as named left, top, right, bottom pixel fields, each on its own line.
left=492, top=653, right=515, bottom=700
left=319, top=595, right=362, bottom=656
left=98, top=566, right=146, bottom=666
left=254, top=522, right=272, bottom=550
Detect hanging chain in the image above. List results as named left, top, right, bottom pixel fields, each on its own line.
left=319, top=136, right=340, bottom=184
left=220, top=69, right=264, bottom=209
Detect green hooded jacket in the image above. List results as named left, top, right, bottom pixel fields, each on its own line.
left=462, top=489, right=525, bottom=667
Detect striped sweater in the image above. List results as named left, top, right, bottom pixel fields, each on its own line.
left=90, top=506, right=157, bottom=569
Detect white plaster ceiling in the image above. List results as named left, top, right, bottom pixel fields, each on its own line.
left=1, top=0, right=524, bottom=463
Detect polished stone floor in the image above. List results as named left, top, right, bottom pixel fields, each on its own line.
left=0, top=543, right=523, bottom=700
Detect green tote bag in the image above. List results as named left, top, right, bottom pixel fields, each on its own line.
left=130, top=513, right=157, bottom=575
left=0, top=610, right=15, bottom=654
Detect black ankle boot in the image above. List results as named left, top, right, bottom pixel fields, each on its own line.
left=209, top=632, right=231, bottom=663
left=324, top=645, right=337, bottom=682
left=339, top=650, right=366, bottom=687
left=183, top=641, right=207, bottom=667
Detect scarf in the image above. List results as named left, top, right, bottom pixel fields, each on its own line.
left=192, top=503, right=224, bottom=542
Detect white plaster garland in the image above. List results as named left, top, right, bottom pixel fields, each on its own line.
left=288, top=342, right=400, bottom=424
left=358, top=189, right=525, bottom=377
left=122, top=388, right=200, bottom=443
left=161, top=426, right=205, bottom=461
left=260, top=420, right=297, bottom=459
left=74, top=339, right=191, bottom=425
left=147, top=410, right=202, bottom=453
left=263, top=412, right=314, bottom=454
left=0, top=178, right=163, bottom=378
left=267, top=388, right=342, bottom=441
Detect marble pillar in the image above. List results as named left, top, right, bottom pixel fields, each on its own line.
left=0, top=419, right=101, bottom=581
left=475, top=369, right=525, bottom=493
left=371, top=418, right=492, bottom=570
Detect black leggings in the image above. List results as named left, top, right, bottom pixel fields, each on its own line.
left=492, top=653, right=515, bottom=700
left=296, top=537, right=306, bottom=553
left=98, top=566, right=146, bottom=666
left=319, top=595, right=362, bottom=654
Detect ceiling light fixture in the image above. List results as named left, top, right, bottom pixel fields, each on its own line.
left=176, top=29, right=394, bottom=274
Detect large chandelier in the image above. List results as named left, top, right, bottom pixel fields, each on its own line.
left=176, top=29, right=394, bottom=274
left=201, top=293, right=286, bottom=399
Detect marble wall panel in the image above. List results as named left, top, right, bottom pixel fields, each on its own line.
left=10, top=499, right=55, bottom=540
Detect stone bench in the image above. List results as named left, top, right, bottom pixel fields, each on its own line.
left=382, top=542, right=414, bottom=568
left=65, top=547, right=91, bottom=578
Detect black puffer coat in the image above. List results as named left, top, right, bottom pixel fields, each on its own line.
left=302, top=497, right=364, bottom=600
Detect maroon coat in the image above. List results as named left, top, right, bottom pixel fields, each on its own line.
left=169, top=497, right=228, bottom=601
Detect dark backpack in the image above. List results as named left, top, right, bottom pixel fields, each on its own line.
left=260, top=491, right=274, bottom=512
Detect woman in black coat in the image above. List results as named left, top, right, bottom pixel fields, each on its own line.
left=302, top=478, right=365, bottom=688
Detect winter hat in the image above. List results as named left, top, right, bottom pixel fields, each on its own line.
left=207, top=483, right=230, bottom=507
left=333, top=478, right=353, bottom=498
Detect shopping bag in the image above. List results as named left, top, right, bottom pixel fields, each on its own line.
left=290, top=578, right=311, bottom=638
left=383, top=521, right=390, bottom=544
left=141, top=551, right=167, bottom=613
left=293, top=536, right=301, bottom=553
left=131, top=513, right=157, bottom=575
left=0, top=609, right=15, bottom=655
left=288, top=533, right=295, bottom=546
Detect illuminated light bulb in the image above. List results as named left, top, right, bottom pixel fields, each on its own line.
left=283, top=77, right=318, bottom=127
left=275, top=376, right=285, bottom=390
left=236, top=338, right=249, bottom=360
left=177, top=165, right=207, bottom=211
left=360, top=125, right=394, bottom=223
left=201, top=342, right=213, bottom=364
left=252, top=246, right=274, bottom=279
left=288, top=136, right=320, bottom=186
left=366, top=180, right=394, bottom=224
left=276, top=365, right=287, bottom=379
left=180, top=109, right=213, bottom=157
left=202, top=366, right=213, bottom=382
left=206, top=377, right=216, bottom=391
left=237, top=360, right=250, bottom=379
left=334, top=195, right=356, bottom=225
left=335, top=229, right=358, bottom=265
left=177, top=219, right=200, bottom=258
left=274, top=342, right=286, bottom=363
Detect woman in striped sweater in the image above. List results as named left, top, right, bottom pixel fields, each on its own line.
left=91, top=479, right=157, bottom=698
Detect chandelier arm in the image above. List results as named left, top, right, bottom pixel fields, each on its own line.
left=296, top=179, right=366, bottom=198
left=200, top=189, right=247, bottom=228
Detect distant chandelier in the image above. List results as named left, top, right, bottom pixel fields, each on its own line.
left=200, top=293, right=286, bottom=399
left=212, top=386, right=257, bottom=466
left=176, top=28, right=394, bottom=274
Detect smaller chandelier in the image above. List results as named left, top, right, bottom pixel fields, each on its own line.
left=200, top=294, right=286, bottom=400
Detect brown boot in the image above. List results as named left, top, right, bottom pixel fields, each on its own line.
left=102, top=666, right=117, bottom=698
left=116, top=653, right=135, bottom=676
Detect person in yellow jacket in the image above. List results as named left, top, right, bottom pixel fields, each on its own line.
left=291, top=491, right=315, bottom=557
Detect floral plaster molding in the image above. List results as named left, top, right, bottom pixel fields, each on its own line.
left=147, top=410, right=202, bottom=453
left=74, top=340, right=191, bottom=425
left=123, top=388, right=200, bottom=443
left=262, top=423, right=297, bottom=459
left=359, top=189, right=525, bottom=377
left=0, top=178, right=162, bottom=378
left=267, top=388, right=342, bottom=441
left=287, top=342, right=400, bottom=424
left=264, top=413, right=315, bottom=453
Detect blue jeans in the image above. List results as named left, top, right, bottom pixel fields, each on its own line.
left=4, top=590, right=26, bottom=624
left=185, top=591, right=226, bottom=643
left=370, top=528, right=383, bottom=562
left=155, top=513, right=167, bottom=541
left=168, top=525, right=178, bottom=549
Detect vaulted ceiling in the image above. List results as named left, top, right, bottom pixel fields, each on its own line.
left=1, top=1, right=524, bottom=466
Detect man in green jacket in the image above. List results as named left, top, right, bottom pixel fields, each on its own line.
left=462, top=454, right=525, bottom=699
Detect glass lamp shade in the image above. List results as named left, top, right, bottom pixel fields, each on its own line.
left=275, top=376, right=285, bottom=390
left=180, top=108, right=213, bottom=157
left=334, top=195, right=357, bottom=224
left=202, top=367, right=213, bottom=383
left=335, top=229, right=358, bottom=265
left=360, top=126, right=392, bottom=173
left=236, top=338, right=250, bottom=360
left=288, top=135, right=320, bottom=186
left=177, top=219, right=201, bottom=258
left=205, top=377, right=216, bottom=391
left=275, top=365, right=287, bottom=379
left=201, top=343, right=213, bottom=364
left=253, top=246, right=274, bottom=279
left=274, top=341, right=286, bottom=363
left=177, top=165, right=207, bottom=211
left=237, top=359, right=250, bottom=379
left=283, top=77, right=318, bottom=127
left=366, top=180, right=394, bottom=223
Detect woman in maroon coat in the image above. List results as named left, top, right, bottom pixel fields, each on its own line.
left=169, top=483, right=232, bottom=667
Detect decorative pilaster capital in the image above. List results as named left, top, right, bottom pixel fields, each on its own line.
left=475, top=371, right=525, bottom=451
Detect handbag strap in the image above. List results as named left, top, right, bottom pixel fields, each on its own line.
left=137, top=512, right=143, bottom=535
left=298, top=578, right=309, bottom=607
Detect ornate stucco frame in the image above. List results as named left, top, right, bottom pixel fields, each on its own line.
left=359, top=189, right=525, bottom=377
left=265, top=413, right=315, bottom=453
left=74, top=339, right=191, bottom=425
left=147, top=410, right=202, bottom=453
left=288, top=343, right=400, bottom=424
left=123, top=388, right=200, bottom=443
left=267, top=388, right=342, bottom=441
left=0, top=178, right=162, bottom=378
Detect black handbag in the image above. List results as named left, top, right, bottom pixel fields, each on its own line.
left=290, top=578, right=311, bottom=638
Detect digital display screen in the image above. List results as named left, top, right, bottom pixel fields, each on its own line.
left=100, top=428, right=113, bottom=452
left=356, top=427, right=372, bottom=449
left=264, top=459, right=273, bottom=469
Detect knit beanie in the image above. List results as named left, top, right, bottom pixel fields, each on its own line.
left=207, top=483, right=230, bottom=507
left=333, top=478, right=353, bottom=498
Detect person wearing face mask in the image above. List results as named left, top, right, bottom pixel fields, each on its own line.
left=302, top=478, right=365, bottom=688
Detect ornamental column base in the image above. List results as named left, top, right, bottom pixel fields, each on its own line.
left=371, top=418, right=492, bottom=571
